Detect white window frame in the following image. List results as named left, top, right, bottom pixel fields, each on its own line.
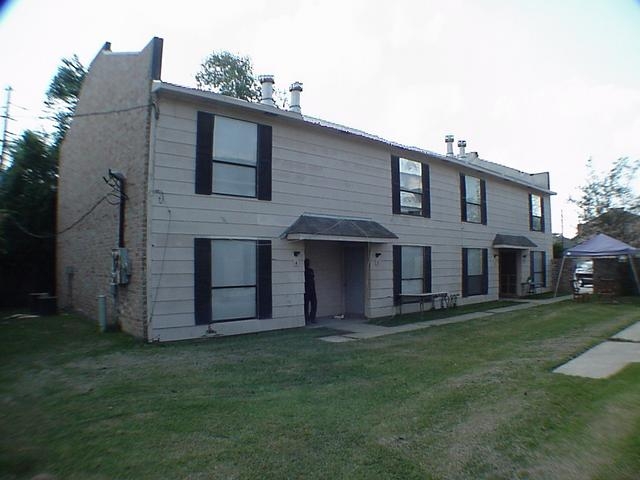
left=212, top=116, right=258, bottom=197
left=399, top=158, right=423, bottom=216
left=211, top=239, right=257, bottom=321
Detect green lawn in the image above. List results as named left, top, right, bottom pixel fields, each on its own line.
left=1, top=302, right=639, bottom=480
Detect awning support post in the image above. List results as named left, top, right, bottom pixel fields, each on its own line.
left=554, top=256, right=567, bottom=297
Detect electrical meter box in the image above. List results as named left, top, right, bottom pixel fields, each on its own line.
left=111, top=248, right=131, bottom=285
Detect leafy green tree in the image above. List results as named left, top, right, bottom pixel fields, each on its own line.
left=0, top=56, right=85, bottom=306
left=195, top=51, right=261, bottom=102
left=571, top=157, right=640, bottom=245
left=0, top=131, right=57, bottom=305
left=572, top=157, right=640, bottom=222
left=45, top=55, right=86, bottom=149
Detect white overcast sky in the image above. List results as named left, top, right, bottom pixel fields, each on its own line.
left=1, top=0, right=639, bottom=236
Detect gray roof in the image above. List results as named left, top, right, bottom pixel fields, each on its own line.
left=565, top=233, right=638, bottom=257
left=152, top=81, right=555, bottom=195
left=282, top=214, right=398, bottom=242
left=492, top=234, right=537, bottom=249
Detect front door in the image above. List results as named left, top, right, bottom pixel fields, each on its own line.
left=344, top=244, right=366, bottom=317
left=499, top=250, right=518, bottom=297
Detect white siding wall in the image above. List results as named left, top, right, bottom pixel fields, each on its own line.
left=148, top=97, right=553, bottom=340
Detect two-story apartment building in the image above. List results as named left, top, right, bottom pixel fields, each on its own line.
left=57, top=38, right=554, bottom=341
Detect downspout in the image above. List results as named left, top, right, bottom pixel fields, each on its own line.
left=146, top=95, right=160, bottom=341
left=108, top=169, right=126, bottom=247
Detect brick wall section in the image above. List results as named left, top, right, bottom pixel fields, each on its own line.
left=552, top=257, right=576, bottom=294
left=593, top=257, right=640, bottom=296
left=56, top=39, right=159, bottom=339
left=553, top=256, right=640, bottom=296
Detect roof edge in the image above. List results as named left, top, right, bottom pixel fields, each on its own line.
left=152, top=81, right=556, bottom=195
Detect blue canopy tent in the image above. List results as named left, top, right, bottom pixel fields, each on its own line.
left=554, top=233, right=640, bottom=296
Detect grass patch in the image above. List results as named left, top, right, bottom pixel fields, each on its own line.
left=523, top=291, right=559, bottom=299
left=1, top=303, right=640, bottom=479
left=369, top=300, right=523, bottom=327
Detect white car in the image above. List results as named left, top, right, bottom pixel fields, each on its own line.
left=573, top=260, right=593, bottom=292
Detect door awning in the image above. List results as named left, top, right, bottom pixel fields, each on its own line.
left=492, top=234, right=537, bottom=249
left=282, top=214, right=398, bottom=243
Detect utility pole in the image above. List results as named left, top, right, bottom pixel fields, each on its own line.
left=0, top=86, right=12, bottom=170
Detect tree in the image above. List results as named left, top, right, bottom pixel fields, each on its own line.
left=0, top=131, right=57, bottom=305
left=195, top=51, right=261, bottom=102
left=0, top=56, right=85, bottom=306
left=571, top=157, right=640, bottom=245
left=572, top=157, right=640, bottom=223
left=44, top=55, right=86, bottom=149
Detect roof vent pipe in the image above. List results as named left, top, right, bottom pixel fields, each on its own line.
left=289, top=82, right=303, bottom=113
left=258, top=75, right=275, bottom=106
left=458, top=139, right=467, bottom=157
left=445, top=135, right=455, bottom=156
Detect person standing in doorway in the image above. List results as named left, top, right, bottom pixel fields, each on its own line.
left=304, top=258, right=317, bottom=324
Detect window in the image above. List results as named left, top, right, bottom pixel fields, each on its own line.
left=195, top=112, right=272, bottom=200
left=460, top=174, right=486, bottom=224
left=194, top=238, right=272, bottom=324
left=391, top=156, right=430, bottom=217
left=393, top=245, right=432, bottom=304
left=399, top=158, right=423, bottom=215
left=530, top=251, right=546, bottom=287
left=462, top=248, right=488, bottom=297
left=529, top=194, right=544, bottom=232
left=212, top=117, right=257, bottom=196
left=212, top=240, right=256, bottom=320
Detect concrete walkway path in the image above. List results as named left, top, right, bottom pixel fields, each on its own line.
left=312, top=296, right=571, bottom=343
left=554, top=321, right=640, bottom=379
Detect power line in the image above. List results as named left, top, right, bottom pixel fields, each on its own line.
left=71, top=103, right=152, bottom=119
left=1, top=177, right=125, bottom=239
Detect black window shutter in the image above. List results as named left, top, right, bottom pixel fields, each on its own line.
left=393, top=245, right=401, bottom=305
left=256, top=240, right=272, bottom=319
left=257, top=124, right=272, bottom=201
left=480, top=179, right=487, bottom=225
left=421, top=163, right=430, bottom=218
left=195, top=112, right=213, bottom=195
left=423, top=247, right=432, bottom=293
left=391, top=156, right=400, bottom=214
left=462, top=248, right=469, bottom=297
left=460, top=173, right=467, bottom=222
left=541, top=251, right=547, bottom=287
left=482, top=249, right=488, bottom=294
left=540, top=196, right=545, bottom=232
left=194, top=238, right=212, bottom=325
left=528, top=194, right=534, bottom=231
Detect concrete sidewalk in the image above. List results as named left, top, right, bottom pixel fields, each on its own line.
left=554, top=321, right=640, bottom=379
left=312, top=296, right=571, bottom=343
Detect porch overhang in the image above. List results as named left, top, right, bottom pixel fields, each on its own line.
left=282, top=214, right=398, bottom=243
left=492, top=234, right=537, bottom=250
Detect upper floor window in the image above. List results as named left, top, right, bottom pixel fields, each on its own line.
left=213, top=117, right=258, bottom=196
left=460, top=174, right=486, bottom=224
left=391, top=156, right=430, bottom=218
left=195, top=112, right=272, bottom=200
left=529, top=194, right=544, bottom=232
